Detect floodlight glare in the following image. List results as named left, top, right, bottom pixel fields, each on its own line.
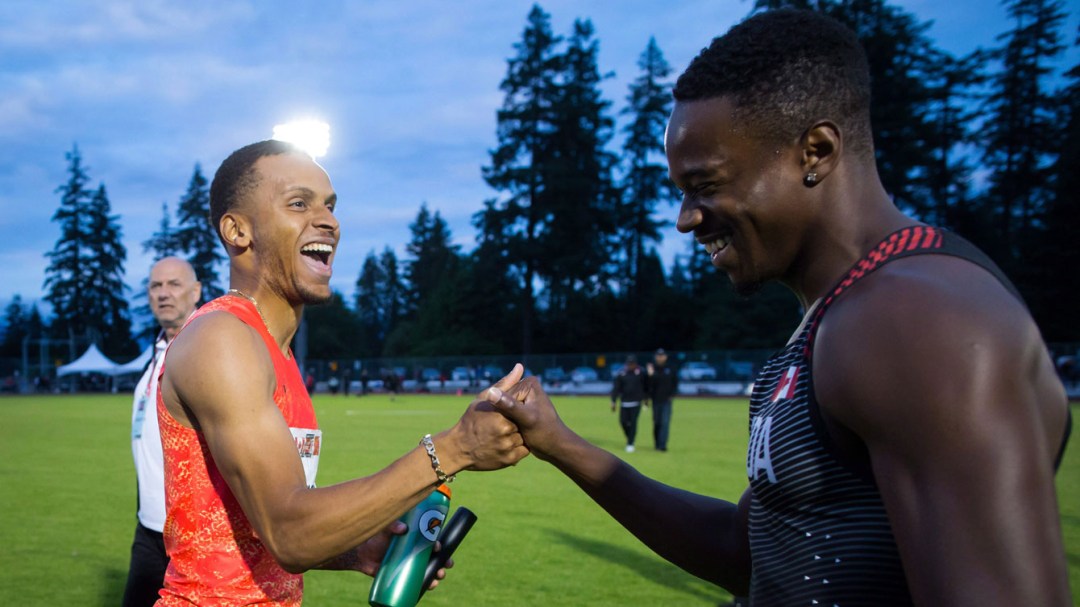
left=272, top=119, right=330, bottom=158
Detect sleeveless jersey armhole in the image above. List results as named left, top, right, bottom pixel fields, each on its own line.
left=802, top=226, right=1030, bottom=484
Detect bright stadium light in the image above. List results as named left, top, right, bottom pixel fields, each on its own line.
left=272, top=119, right=330, bottom=158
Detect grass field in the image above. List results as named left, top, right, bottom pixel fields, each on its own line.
left=0, top=393, right=1077, bottom=606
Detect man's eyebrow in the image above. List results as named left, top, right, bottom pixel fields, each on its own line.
left=282, top=187, right=336, bottom=207
left=671, top=166, right=716, bottom=188
left=282, top=186, right=318, bottom=199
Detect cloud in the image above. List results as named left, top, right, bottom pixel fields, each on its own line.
left=0, top=0, right=255, bottom=50
left=4, top=0, right=1049, bottom=315
left=0, top=76, right=53, bottom=136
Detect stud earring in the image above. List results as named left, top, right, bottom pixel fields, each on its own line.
left=803, top=172, right=818, bottom=186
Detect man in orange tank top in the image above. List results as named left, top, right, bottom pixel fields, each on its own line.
left=156, top=140, right=529, bottom=606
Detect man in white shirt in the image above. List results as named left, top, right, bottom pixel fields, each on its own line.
left=122, top=257, right=201, bottom=607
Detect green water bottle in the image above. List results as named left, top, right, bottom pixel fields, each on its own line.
left=369, top=484, right=452, bottom=607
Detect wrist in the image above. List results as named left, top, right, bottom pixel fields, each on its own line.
left=420, top=432, right=457, bottom=484
left=539, top=425, right=587, bottom=465
left=432, top=427, right=473, bottom=475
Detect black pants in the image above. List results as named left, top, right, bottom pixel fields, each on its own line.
left=122, top=521, right=168, bottom=607
left=619, top=404, right=641, bottom=446
left=652, top=399, right=672, bottom=450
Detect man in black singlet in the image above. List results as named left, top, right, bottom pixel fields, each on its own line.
left=486, top=9, right=1072, bottom=606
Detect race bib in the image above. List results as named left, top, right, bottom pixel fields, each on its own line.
left=290, top=427, right=322, bottom=488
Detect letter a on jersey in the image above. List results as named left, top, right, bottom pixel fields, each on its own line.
left=747, top=416, right=778, bottom=483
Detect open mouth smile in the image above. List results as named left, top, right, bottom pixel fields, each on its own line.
left=702, top=236, right=730, bottom=260
left=300, top=242, right=334, bottom=275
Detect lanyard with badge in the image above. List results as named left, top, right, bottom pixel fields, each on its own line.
left=132, top=335, right=163, bottom=440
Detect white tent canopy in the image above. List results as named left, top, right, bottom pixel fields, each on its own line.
left=56, top=343, right=123, bottom=377
left=113, top=345, right=153, bottom=376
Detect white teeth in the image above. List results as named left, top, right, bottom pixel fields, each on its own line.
left=301, top=243, right=333, bottom=253
left=703, top=238, right=729, bottom=255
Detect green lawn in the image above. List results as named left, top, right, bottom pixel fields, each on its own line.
left=0, top=393, right=1077, bottom=606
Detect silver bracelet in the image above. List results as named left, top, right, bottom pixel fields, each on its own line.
left=420, top=434, right=455, bottom=484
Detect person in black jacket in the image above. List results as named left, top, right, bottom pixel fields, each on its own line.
left=647, top=349, right=679, bottom=452
left=611, top=356, right=649, bottom=453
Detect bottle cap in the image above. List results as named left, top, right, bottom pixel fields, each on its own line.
left=436, top=483, right=452, bottom=499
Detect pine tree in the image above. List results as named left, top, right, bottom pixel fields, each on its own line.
left=618, top=37, right=675, bottom=343
left=1023, top=29, right=1078, bottom=340
left=303, top=291, right=363, bottom=359
left=1, top=298, right=49, bottom=365
left=541, top=18, right=619, bottom=314
left=635, top=251, right=696, bottom=353
left=174, top=164, right=224, bottom=299
left=131, top=201, right=181, bottom=343
left=43, top=145, right=92, bottom=343
left=353, top=247, right=406, bottom=356
left=1, top=295, right=26, bottom=357
left=980, top=0, right=1067, bottom=265
left=404, top=203, right=460, bottom=313
left=143, top=201, right=182, bottom=259
left=84, top=184, right=136, bottom=357
left=463, top=231, right=519, bottom=355
left=752, top=1, right=944, bottom=218
left=681, top=239, right=799, bottom=349
left=378, top=248, right=406, bottom=334
left=389, top=204, right=504, bottom=356
left=621, top=37, right=673, bottom=267
left=354, top=251, right=387, bottom=356
left=43, top=148, right=136, bottom=357
left=478, top=4, right=563, bottom=356
left=26, top=305, right=46, bottom=357
left=922, top=50, right=986, bottom=230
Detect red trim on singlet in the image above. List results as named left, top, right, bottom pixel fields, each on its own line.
left=804, top=226, right=943, bottom=359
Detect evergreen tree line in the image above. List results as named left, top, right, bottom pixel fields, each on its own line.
left=1, top=151, right=224, bottom=362
left=312, top=0, right=1080, bottom=361
left=2, top=0, right=1077, bottom=369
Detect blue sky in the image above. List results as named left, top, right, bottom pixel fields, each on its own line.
left=1, top=0, right=1076, bottom=318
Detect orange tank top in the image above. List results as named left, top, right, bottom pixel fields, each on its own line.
left=155, top=295, right=321, bottom=606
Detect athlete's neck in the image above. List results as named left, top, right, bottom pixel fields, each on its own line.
left=784, top=177, right=914, bottom=310
left=228, top=283, right=302, bottom=356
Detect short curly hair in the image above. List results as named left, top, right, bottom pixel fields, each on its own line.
left=673, top=9, right=873, bottom=156
left=209, top=139, right=304, bottom=247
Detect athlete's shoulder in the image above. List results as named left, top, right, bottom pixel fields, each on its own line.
left=814, top=252, right=1041, bottom=427
left=163, top=307, right=275, bottom=415
left=168, top=308, right=267, bottom=373
left=834, top=251, right=1026, bottom=333
left=176, top=307, right=258, bottom=345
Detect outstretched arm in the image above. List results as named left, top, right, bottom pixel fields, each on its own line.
left=160, top=312, right=528, bottom=574
left=488, top=380, right=751, bottom=593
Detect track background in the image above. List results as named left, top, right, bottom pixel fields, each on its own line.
left=1, top=393, right=1076, bottom=605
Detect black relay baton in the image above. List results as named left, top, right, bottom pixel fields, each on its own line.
left=417, top=507, right=478, bottom=600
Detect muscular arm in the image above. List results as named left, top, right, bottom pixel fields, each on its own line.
left=491, top=380, right=752, bottom=594
left=161, top=312, right=526, bottom=573
left=815, top=257, right=1070, bottom=606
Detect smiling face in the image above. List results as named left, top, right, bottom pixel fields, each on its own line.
left=666, top=96, right=812, bottom=295
left=242, top=152, right=340, bottom=305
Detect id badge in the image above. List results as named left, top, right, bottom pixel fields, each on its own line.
left=132, top=394, right=148, bottom=440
